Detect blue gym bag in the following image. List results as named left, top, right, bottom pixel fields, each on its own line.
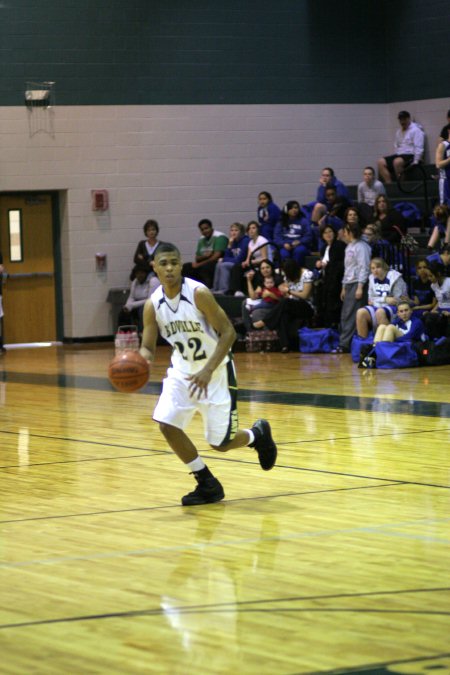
left=374, top=341, right=418, bottom=369
left=298, top=327, right=340, bottom=353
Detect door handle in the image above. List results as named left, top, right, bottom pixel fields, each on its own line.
left=4, top=272, right=54, bottom=279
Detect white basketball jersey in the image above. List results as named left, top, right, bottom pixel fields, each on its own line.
left=151, top=277, right=228, bottom=375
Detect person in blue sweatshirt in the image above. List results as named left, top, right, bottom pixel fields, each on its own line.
left=311, top=167, right=351, bottom=225
left=212, top=222, right=249, bottom=294
left=257, top=191, right=281, bottom=241
left=274, top=200, right=313, bottom=267
left=373, top=301, right=427, bottom=344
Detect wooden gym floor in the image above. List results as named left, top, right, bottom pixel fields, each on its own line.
left=0, top=344, right=449, bottom=674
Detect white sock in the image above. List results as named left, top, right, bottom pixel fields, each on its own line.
left=246, top=429, right=255, bottom=446
left=186, top=456, right=206, bottom=473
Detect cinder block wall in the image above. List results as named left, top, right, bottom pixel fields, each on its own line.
left=0, top=0, right=448, bottom=338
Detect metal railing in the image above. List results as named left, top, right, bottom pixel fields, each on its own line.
left=396, top=162, right=431, bottom=224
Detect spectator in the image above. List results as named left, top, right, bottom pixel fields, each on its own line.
left=411, top=259, right=436, bottom=315
left=244, top=258, right=282, bottom=295
left=182, top=219, right=228, bottom=288
left=229, top=220, right=269, bottom=296
left=435, top=131, right=450, bottom=207
left=426, top=244, right=450, bottom=277
left=241, top=221, right=269, bottom=270
left=131, top=219, right=163, bottom=281
left=212, top=223, right=249, bottom=294
left=242, top=272, right=284, bottom=332
left=377, top=110, right=425, bottom=184
left=257, top=191, right=281, bottom=241
left=439, top=109, right=450, bottom=142
left=315, top=224, right=346, bottom=328
left=252, top=259, right=315, bottom=353
left=334, top=222, right=371, bottom=353
left=357, top=166, right=386, bottom=223
left=316, top=187, right=349, bottom=239
left=371, top=195, right=406, bottom=244
left=423, top=262, right=450, bottom=339
left=274, top=200, right=313, bottom=267
left=373, top=301, right=426, bottom=344
left=311, top=167, right=351, bottom=225
left=427, top=204, right=450, bottom=250
left=117, top=265, right=155, bottom=333
left=356, top=257, right=409, bottom=339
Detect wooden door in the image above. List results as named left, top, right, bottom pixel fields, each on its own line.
left=0, top=194, right=57, bottom=344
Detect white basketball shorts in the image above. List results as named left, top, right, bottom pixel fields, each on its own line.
left=153, top=360, right=238, bottom=446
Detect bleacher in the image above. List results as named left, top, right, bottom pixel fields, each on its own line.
left=216, top=165, right=441, bottom=334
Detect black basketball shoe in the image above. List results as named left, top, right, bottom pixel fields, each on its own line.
left=181, top=475, right=225, bottom=506
left=250, top=419, right=277, bottom=470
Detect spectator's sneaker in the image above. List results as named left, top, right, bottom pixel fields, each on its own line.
left=250, top=419, right=277, bottom=470
left=181, top=476, right=225, bottom=506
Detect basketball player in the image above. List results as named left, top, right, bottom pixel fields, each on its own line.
left=140, top=242, right=277, bottom=506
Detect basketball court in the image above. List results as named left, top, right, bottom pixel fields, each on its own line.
left=0, top=344, right=449, bottom=673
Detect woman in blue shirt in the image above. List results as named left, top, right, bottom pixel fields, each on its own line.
left=274, top=200, right=313, bottom=267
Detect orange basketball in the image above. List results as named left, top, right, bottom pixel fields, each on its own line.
left=108, top=351, right=150, bottom=393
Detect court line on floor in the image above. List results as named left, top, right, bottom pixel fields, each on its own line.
left=0, top=481, right=404, bottom=525
left=0, top=586, right=449, bottom=631
left=0, top=425, right=448, bottom=476
left=2, top=370, right=450, bottom=418
left=1, top=440, right=449, bottom=489
left=310, top=651, right=450, bottom=675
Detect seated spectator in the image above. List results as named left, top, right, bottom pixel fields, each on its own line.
left=117, top=265, right=155, bottom=333
left=357, top=166, right=386, bottom=223
left=311, top=167, right=351, bottom=225
left=435, top=132, right=450, bottom=207
left=245, top=259, right=283, bottom=297
left=252, top=259, right=315, bottom=352
left=411, top=259, right=436, bottom=315
left=182, top=219, right=228, bottom=288
left=426, top=244, right=450, bottom=276
left=334, top=222, right=371, bottom=353
left=316, top=187, right=349, bottom=240
left=229, top=220, right=269, bottom=296
left=257, top=191, right=281, bottom=241
left=373, top=301, right=426, bottom=344
left=370, top=195, right=406, bottom=244
left=212, top=222, right=249, bottom=294
left=356, top=258, right=409, bottom=339
left=242, top=273, right=283, bottom=331
left=242, top=221, right=269, bottom=270
left=427, top=204, right=450, bottom=250
left=377, top=110, right=425, bottom=184
left=274, top=200, right=313, bottom=267
left=315, top=224, right=346, bottom=328
left=422, top=262, right=450, bottom=339
left=131, top=219, right=162, bottom=281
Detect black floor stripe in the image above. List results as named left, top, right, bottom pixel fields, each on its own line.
left=0, top=481, right=402, bottom=524
left=300, top=651, right=450, bottom=675
left=1, top=585, right=448, bottom=631
left=1, top=370, right=450, bottom=418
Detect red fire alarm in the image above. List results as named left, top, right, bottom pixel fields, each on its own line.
left=91, top=189, right=109, bottom=211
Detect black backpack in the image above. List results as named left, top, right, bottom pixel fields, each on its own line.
left=414, top=338, right=450, bottom=366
